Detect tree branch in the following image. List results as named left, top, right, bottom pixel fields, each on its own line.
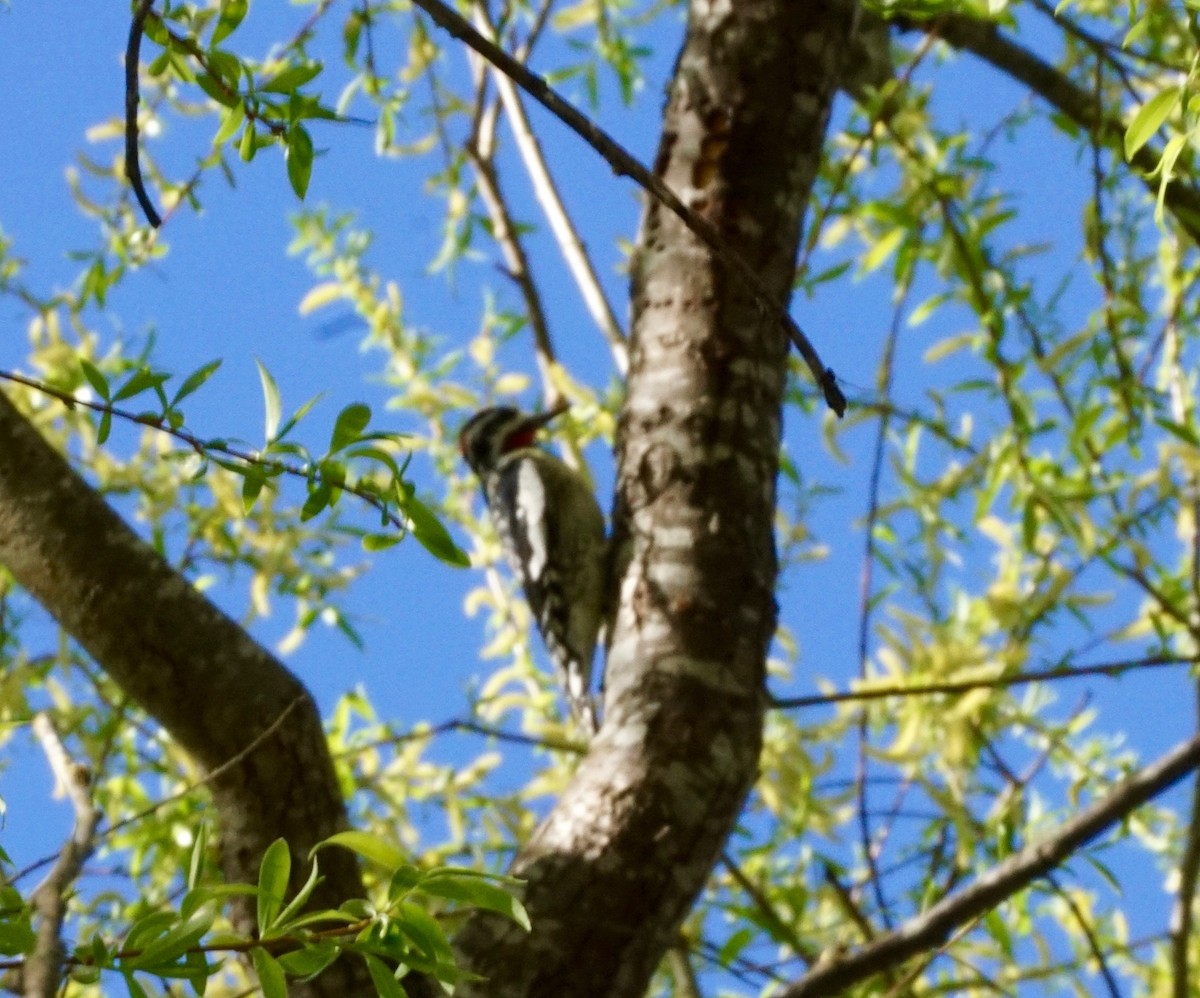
left=469, top=2, right=629, bottom=375
left=1171, top=689, right=1200, bottom=998
left=896, top=12, right=1200, bottom=243
left=125, top=0, right=162, bottom=228
left=772, top=654, right=1200, bottom=709
left=22, top=715, right=100, bottom=998
left=0, top=390, right=370, bottom=996
left=781, top=730, right=1200, bottom=998
left=408, top=0, right=845, bottom=416
left=448, top=2, right=855, bottom=993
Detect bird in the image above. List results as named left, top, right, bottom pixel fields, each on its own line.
left=458, top=403, right=607, bottom=733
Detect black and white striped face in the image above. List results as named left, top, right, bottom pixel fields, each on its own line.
left=458, top=407, right=527, bottom=476
left=459, top=404, right=569, bottom=476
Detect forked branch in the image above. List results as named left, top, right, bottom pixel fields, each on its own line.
left=782, top=730, right=1200, bottom=998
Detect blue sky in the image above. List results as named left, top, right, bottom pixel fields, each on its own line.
left=1, top=0, right=1195, bottom=982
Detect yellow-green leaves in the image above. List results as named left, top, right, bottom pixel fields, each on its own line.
left=1124, top=86, right=1180, bottom=159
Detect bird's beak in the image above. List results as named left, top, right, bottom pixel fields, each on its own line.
left=524, top=400, right=570, bottom=430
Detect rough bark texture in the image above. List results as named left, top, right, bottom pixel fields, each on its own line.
left=0, top=392, right=371, bottom=996
left=451, top=2, right=855, bottom=995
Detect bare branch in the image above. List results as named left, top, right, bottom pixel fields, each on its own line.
left=23, top=715, right=100, bottom=998
left=408, top=0, right=845, bottom=416
left=781, top=730, right=1200, bottom=998
left=1171, top=689, right=1200, bottom=998
left=1046, top=871, right=1121, bottom=998
left=896, top=12, right=1200, bottom=243
left=466, top=89, right=562, bottom=403
left=772, top=654, right=1200, bottom=709
left=470, top=3, right=629, bottom=375
left=720, top=854, right=817, bottom=964
left=125, top=0, right=162, bottom=228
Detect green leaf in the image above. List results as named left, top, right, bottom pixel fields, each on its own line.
left=330, top=403, right=371, bottom=452
left=1022, top=495, right=1039, bottom=550
left=195, top=72, right=238, bottom=107
left=256, top=839, right=292, bottom=933
left=1156, top=416, right=1200, bottom=447
left=316, top=831, right=406, bottom=871
left=387, top=864, right=424, bottom=900
left=181, top=948, right=213, bottom=995
left=122, top=970, right=151, bottom=998
left=278, top=942, right=340, bottom=980
left=80, top=359, right=110, bottom=400
left=399, top=487, right=470, bottom=567
left=130, top=905, right=215, bottom=969
left=275, top=393, right=324, bottom=443
left=261, top=61, right=322, bottom=94
left=255, top=359, right=282, bottom=442
left=1124, top=87, right=1179, bottom=159
left=418, top=873, right=530, bottom=931
left=252, top=949, right=288, bottom=998
left=214, top=102, right=246, bottom=145
left=187, top=821, right=209, bottom=891
left=113, top=366, right=168, bottom=402
left=89, top=933, right=112, bottom=968
left=287, top=124, right=314, bottom=199
left=924, top=332, right=977, bottom=364
left=273, top=856, right=322, bottom=930
left=363, top=953, right=409, bottom=998
left=394, top=901, right=452, bottom=963
left=239, top=120, right=257, bottom=162
left=346, top=445, right=404, bottom=481
left=212, top=0, right=248, bottom=44
left=142, top=12, right=169, bottom=45
left=318, top=458, right=346, bottom=489
left=300, top=481, right=332, bottom=521
left=242, top=467, right=267, bottom=513
left=121, top=911, right=177, bottom=959
left=363, top=533, right=402, bottom=552
left=861, top=227, right=904, bottom=274
left=173, top=359, right=223, bottom=406
left=0, top=918, right=35, bottom=956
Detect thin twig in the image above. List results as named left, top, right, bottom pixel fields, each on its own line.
left=1171, top=687, right=1200, bottom=998
left=720, top=853, right=817, bottom=964
left=0, top=370, right=411, bottom=533
left=1046, top=871, right=1121, bottom=998
left=408, top=0, right=844, bottom=415
left=466, top=87, right=562, bottom=404
left=470, top=2, right=628, bottom=374
left=104, top=696, right=307, bottom=840
left=772, top=654, right=1200, bottom=710
left=898, top=11, right=1200, bottom=243
left=781, top=729, right=1200, bottom=997
left=125, top=0, right=162, bottom=228
left=12, top=698, right=307, bottom=890
left=852, top=269, right=912, bottom=930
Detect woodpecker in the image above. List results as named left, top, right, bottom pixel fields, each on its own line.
left=459, top=404, right=607, bottom=733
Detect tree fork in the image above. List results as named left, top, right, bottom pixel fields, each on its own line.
left=450, top=3, right=857, bottom=995
left=0, top=391, right=371, bottom=996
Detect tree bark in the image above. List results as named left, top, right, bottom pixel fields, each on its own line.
left=0, top=392, right=370, bottom=996
left=451, top=2, right=856, bottom=995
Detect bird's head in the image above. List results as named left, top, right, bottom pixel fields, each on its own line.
left=458, top=402, right=569, bottom=475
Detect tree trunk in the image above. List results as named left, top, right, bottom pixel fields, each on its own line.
left=451, top=3, right=856, bottom=995
left=0, top=391, right=371, bottom=996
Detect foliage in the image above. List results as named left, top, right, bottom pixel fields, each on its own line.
left=0, top=828, right=527, bottom=996
left=3, top=0, right=1200, bottom=995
